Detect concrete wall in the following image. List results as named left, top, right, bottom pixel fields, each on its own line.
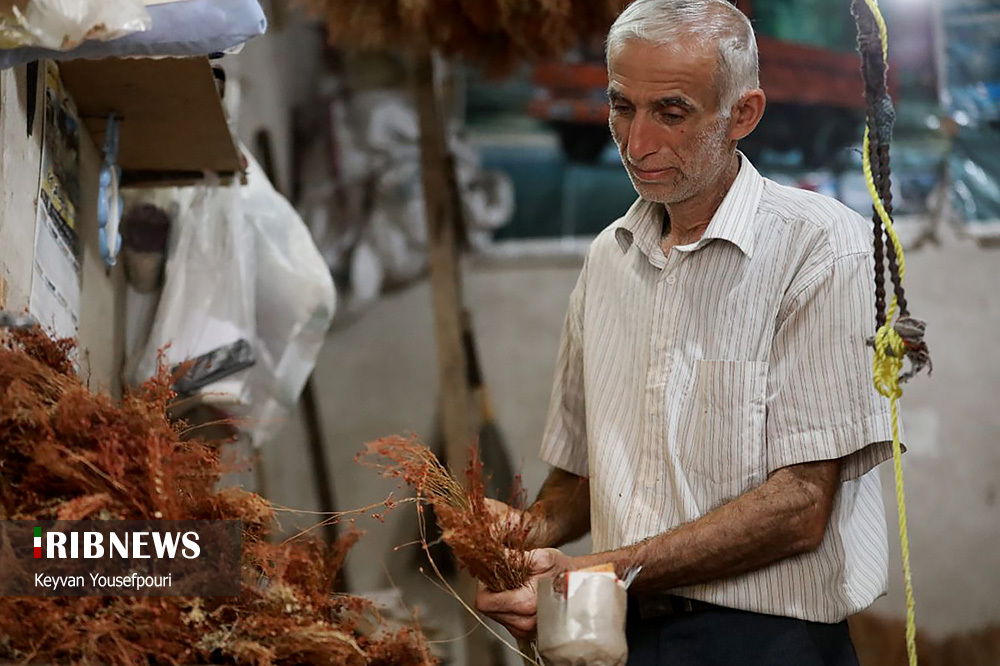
left=868, top=232, right=1000, bottom=638
left=227, top=2, right=326, bottom=198
left=0, top=64, right=125, bottom=394
left=0, top=66, right=43, bottom=313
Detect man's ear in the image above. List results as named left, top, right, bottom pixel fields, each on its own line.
left=728, top=89, right=766, bottom=141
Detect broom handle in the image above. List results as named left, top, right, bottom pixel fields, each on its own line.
left=460, top=309, right=498, bottom=422
left=460, top=308, right=483, bottom=390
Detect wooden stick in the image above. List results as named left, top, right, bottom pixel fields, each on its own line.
left=415, top=48, right=495, bottom=664
left=413, top=50, right=473, bottom=501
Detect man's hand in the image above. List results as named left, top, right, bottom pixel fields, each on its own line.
left=485, top=467, right=591, bottom=550
left=484, top=498, right=548, bottom=549
left=475, top=548, right=575, bottom=640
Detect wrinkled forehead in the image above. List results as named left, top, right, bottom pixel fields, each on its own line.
left=607, top=38, right=721, bottom=108
left=608, top=34, right=719, bottom=76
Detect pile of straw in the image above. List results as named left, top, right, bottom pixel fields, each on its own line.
left=0, top=326, right=436, bottom=666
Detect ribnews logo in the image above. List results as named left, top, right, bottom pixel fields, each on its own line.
left=2, top=520, right=241, bottom=597
left=32, top=526, right=201, bottom=560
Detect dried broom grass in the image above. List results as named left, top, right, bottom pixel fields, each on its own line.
left=0, top=326, right=437, bottom=666
left=359, top=434, right=533, bottom=593
left=296, top=0, right=628, bottom=73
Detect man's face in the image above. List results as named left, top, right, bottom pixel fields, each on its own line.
left=607, top=38, right=735, bottom=205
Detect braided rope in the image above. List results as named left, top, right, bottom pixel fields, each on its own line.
left=858, top=1, right=919, bottom=664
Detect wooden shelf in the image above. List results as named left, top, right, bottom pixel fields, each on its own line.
left=58, top=56, right=243, bottom=187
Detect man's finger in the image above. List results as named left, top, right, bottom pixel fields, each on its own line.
left=508, top=622, right=537, bottom=641
left=484, top=498, right=511, bottom=519
left=492, top=614, right=537, bottom=640
left=476, top=586, right=536, bottom=615
left=527, top=547, right=569, bottom=575
left=489, top=612, right=538, bottom=629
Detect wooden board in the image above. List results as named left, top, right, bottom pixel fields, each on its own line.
left=58, top=57, right=243, bottom=187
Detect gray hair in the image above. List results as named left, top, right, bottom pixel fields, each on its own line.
left=606, top=0, right=760, bottom=114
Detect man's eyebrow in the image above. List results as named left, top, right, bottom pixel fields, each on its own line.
left=653, top=96, right=695, bottom=112
left=606, top=88, right=628, bottom=103
left=605, top=90, right=696, bottom=111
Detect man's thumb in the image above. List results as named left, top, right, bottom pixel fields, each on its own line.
left=526, top=548, right=559, bottom=574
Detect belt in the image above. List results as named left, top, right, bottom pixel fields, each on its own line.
left=631, top=594, right=720, bottom=620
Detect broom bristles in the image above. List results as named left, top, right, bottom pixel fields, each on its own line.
left=360, top=434, right=533, bottom=592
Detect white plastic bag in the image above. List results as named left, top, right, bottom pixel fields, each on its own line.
left=240, top=153, right=336, bottom=447
left=537, top=570, right=629, bottom=666
left=133, top=181, right=256, bottom=406
left=0, top=0, right=151, bottom=50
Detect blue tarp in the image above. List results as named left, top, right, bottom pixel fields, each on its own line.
left=0, top=0, right=266, bottom=70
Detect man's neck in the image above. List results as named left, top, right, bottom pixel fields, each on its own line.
left=663, top=153, right=740, bottom=244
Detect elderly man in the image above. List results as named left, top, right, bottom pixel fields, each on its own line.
left=476, top=0, right=898, bottom=664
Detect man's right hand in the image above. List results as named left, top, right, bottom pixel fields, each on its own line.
left=484, top=498, right=547, bottom=549
left=486, top=467, right=591, bottom=552
left=475, top=548, right=575, bottom=640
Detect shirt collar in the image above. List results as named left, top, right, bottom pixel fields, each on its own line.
left=614, top=152, right=765, bottom=260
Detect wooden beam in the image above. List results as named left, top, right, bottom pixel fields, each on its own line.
left=413, top=52, right=473, bottom=481
left=414, top=50, right=497, bottom=664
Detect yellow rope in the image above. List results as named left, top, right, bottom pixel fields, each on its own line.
left=860, top=1, right=918, bottom=662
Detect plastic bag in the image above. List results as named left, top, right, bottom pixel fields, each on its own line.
left=0, top=0, right=266, bottom=70
left=537, top=570, right=628, bottom=666
left=133, top=181, right=256, bottom=406
left=0, top=0, right=151, bottom=50
left=240, top=152, right=337, bottom=447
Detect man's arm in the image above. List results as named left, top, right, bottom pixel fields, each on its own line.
left=574, top=458, right=842, bottom=595
left=477, top=458, right=842, bottom=638
left=524, top=467, right=591, bottom=549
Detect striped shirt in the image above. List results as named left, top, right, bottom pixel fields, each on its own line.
left=539, top=154, right=899, bottom=623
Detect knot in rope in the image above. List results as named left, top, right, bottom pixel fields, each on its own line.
left=872, top=321, right=905, bottom=399
left=867, top=315, right=932, bottom=391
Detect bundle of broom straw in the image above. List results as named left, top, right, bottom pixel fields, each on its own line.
left=0, top=326, right=437, bottom=666
left=359, top=434, right=533, bottom=594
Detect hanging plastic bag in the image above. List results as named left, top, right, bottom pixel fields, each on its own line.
left=133, top=181, right=256, bottom=406
left=0, top=0, right=151, bottom=50
left=239, top=152, right=337, bottom=447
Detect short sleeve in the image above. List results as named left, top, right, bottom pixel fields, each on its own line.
left=539, top=254, right=590, bottom=477
left=766, top=251, right=900, bottom=481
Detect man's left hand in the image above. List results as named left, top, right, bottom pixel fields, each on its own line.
left=475, top=548, right=576, bottom=640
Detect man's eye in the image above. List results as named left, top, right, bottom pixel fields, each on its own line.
left=611, top=104, right=633, bottom=114
left=660, top=112, right=684, bottom=122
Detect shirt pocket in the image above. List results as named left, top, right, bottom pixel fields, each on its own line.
left=685, top=359, right=768, bottom=510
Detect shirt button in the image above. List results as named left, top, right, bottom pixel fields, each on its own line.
left=666, top=274, right=677, bottom=285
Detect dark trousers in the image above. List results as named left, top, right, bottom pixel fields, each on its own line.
left=626, top=601, right=860, bottom=666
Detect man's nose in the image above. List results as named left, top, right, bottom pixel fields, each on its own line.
left=627, top=112, right=659, bottom=163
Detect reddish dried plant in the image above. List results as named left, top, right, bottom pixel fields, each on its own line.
left=359, top=435, right=533, bottom=593
left=297, top=0, right=626, bottom=77
left=0, top=327, right=437, bottom=666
